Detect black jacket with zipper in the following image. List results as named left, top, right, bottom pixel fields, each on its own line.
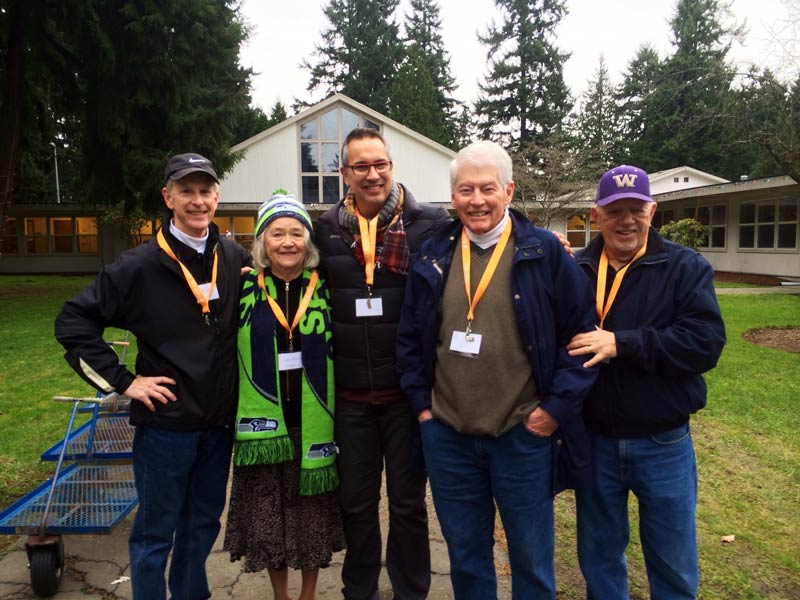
left=315, top=185, right=450, bottom=391
left=55, top=218, right=251, bottom=430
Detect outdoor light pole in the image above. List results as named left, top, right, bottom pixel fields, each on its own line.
left=50, top=142, right=61, bottom=204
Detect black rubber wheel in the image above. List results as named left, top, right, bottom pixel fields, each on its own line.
left=29, top=539, right=64, bottom=597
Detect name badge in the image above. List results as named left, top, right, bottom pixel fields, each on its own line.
left=278, top=351, right=303, bottom=371
left=355, top=297, right=384, bottom=317
left=449, top=330, right=482, bottom=358
left=199, top=282, right=220, bottom=300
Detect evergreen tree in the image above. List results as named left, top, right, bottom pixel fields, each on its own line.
left=474, top=0, right=572, bottom=148
left=387, top=46, right=450, bottom=145
left=302, top=0, right=405, bottom=114
left=625, top=0, right=739, bottom=176
left=615, top=45, right=662, bottom=164
left=403, top=0, right=458, bottom=146
left=571, top=55, right=624, bottom=176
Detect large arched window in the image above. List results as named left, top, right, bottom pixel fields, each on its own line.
left=299, top=107, right=380, bottom=205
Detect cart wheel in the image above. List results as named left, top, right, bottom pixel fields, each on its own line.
left=29, top=538, right=64, bottom=597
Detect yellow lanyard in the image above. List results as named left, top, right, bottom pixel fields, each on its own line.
left=461, top=219, right=513, bottom=336
left=157, top=229, right=218, bottom=319
left=355, top=207, right=379, bottom=292
left=596, top=241, right=647, bottom=329
left=258, top=270, right=319, bottom=350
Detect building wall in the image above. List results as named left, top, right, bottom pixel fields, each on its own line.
left=383, top=124, right=452, bottom=205
left=219, top=125, right=297, bottom=204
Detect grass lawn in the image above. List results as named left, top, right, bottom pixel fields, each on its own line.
left=1, top=276, right=799, bottom=598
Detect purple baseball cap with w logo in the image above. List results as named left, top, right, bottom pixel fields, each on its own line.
left=595, top=165, right=653, bottom=206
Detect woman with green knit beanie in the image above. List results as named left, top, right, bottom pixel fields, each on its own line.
left=224, top=190, right=344, bottom=600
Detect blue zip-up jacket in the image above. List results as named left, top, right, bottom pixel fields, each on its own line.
left=575, top=228, right=726, bottom=438
left=396, top=209, right=598, bottom=492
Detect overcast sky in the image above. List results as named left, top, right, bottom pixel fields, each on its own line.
left=239, top=0, right=793, bottom=114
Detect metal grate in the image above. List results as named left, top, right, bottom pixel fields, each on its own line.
left=40, top=415, right=134, bottom=461
left=0, top=464, right=138, bottom=534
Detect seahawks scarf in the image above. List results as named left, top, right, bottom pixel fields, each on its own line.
left=235, top=268, right=338, bottom=495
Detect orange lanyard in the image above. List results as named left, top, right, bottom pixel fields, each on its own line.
left=461, top=219, right=512, bottom=336
left=596, top=241, right=647, bottom=329
left=258, top=270, right=319, bottom=350
left=157, top=229, right=218, bottom=319
left=355, top=207, right=379, bottom=292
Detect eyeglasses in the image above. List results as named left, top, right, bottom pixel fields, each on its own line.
left=346, top=160, right=393, bottom=175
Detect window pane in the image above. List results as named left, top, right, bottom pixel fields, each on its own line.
left=320, top=109, right=338, bottom=139
left=76, top=217, right=97, bottom=235
left=322, top=176, right=340, bottom=204
left=567, top=214, right=586, bottom=229
left=711, top=228, right=725, bottom=248
left=52, top=218, right=73, bottom=235
left=696, top=207, right=710, bottom=226
left=2, top=217, right=18, bottom=254
left=363, top=118, right=380, bottom=131
left=25, top=217, right=47, bottom=254
left=683, top=207, right=694, bottom=219
left=301, top=176, right=319, bottom=204
left=739, top=203, right=755, bottom=224
left=757, top=224, right=774, bottom=248
left=663, top=210, right=674, bottom=224
left=342, top=109, right=359, bottom=136
left=232, top=216, right=254, bottom=236
left=301, top=143, right=318, bottom=172
left=778, top=197, right=797, bottom=221
left=321, top=143, right=339, bottom=172
left=300, top=118, right=317, bottom=140
left=739, top=225, right=754, bottom=248
left=777, top=223, right=797, bottom=248
left=711, top=205, right=725, bottom=226
left=567, top=231, right=586, bottom=248
left=78, top=235, right=97, bottom=253
left=212, top=217, right=232, bottom=235
left=758, top=203, right=775, bottom=223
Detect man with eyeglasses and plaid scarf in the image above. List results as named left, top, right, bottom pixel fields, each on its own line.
left=316, top=128, right=450, bottom=600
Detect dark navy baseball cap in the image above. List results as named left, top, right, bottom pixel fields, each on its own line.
left=163, top=153, right=219, bottom=186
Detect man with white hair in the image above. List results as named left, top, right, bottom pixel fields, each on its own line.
left=396, top=140, right=597, bottom=599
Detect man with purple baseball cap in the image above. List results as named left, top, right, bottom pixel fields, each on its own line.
left=566, top=165, right=726, bottom=598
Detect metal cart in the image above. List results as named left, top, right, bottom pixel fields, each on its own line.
left=0, top=341, right=137, bottom=597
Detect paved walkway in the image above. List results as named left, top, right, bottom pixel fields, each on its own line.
left=0, top=485, right=512, bottom=599
left=715, top=285, right=800, bottom=295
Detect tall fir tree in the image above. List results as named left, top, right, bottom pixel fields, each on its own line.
left=474, top=0, right=571, bottom=149
left=302, top=0, right=405, bottom=114
left=402, top=0, right=458, bottom=146
left=571, top=55, right=624, bottom=176
left=615, top=45, right=662, bottom=165
left=624, top=0, right=739, bottom=176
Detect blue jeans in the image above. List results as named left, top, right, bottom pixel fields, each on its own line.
left=421, top=419, right=555, bottom=600
left=130, top=426, right=233, bottom=600
left=576, top=424, right=698, bottom=600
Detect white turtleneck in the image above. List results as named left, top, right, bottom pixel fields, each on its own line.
left=464, top=209, right=510, bottom=249
left=170, top=220, right=208, bottom=253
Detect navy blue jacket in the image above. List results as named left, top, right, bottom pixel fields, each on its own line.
left=396, top=209, right=598, bottom=492
left=575, top=228, right=726, bottom=438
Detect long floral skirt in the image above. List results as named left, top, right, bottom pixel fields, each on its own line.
left=223, top=428, right=346, bottom=572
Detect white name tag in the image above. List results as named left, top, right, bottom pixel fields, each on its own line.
left=355, top=297, right=384, bottom=317
left=199, top=282, right=220, bottom=300
left=278, top=351, right=303, bottom=371
left=449, top=330, right=482, bottom=358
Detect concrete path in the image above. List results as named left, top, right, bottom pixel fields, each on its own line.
left=715, top=285, right=800, bottom=295
left=0, top=485, right=512, bottom=599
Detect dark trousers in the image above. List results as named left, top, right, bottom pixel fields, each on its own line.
left=335, top=399, right=430, bottom=600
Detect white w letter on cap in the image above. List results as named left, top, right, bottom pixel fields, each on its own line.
left=612, top=174, right=638, bottom=188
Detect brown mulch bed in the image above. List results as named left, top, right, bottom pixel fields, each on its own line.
left=713, top=271, right=785, bottom=286
left=742, top=327, right=800, bottom=353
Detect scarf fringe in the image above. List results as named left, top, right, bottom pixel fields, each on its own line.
left=233, top=436, right=295, bottom=467
left=300, top=463, right=339, bottom=496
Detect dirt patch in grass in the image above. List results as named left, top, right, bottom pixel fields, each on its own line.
left=743, top=327, right=800, bottom=353
left=713, top=271, right=785, bottom=286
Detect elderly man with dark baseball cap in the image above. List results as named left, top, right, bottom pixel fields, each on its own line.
left=56, top=152, right=251, bottom=600
left=567, top=165, right=726, bottom=599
